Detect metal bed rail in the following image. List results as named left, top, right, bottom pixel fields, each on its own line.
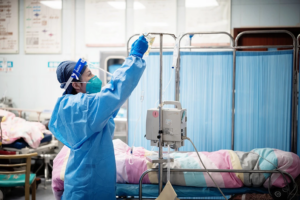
left=137, top=168, right=296, bottom=200
left=0, top=108, right=43, bottom=122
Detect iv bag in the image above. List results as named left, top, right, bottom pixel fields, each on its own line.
left=144, top=34, right=155, bottom=57
left=172, top=36, right=181, bottom=69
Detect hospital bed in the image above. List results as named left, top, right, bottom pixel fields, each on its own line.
left=2, top=134, right=58, bottom=154
left=121, top=31, right=299, bottom=200
left=0, top=107, right=58, bottom=155
left=0, top=108, right=58, bottom=188
left=115, top=169, right=297, bottom=200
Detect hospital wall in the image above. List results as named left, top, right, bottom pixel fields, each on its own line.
left=0, top=0, right=126, bottom=111
left=231, top=0, right=300, bottom=28
left=0, top=0, right=299, bottom=112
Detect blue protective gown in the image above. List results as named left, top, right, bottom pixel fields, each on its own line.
left=49, top=56, right=146, bottom=200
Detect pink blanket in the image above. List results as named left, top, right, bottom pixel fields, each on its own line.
left=0, top=110, right=51, bottom=148
left=52, top=139, right=300, bottom=200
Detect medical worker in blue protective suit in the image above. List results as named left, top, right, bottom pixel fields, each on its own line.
left=49, top=35, right=148, bottom=200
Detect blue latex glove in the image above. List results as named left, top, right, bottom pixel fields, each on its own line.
left=130, top=35, right=149, bottom=58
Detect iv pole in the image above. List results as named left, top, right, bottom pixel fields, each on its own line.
left=127, top=32, right=176, bottom=194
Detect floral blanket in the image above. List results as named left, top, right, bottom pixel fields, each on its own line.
left=0, top=110, right=51, bottom=148
left=52, top=139, right=300, bottom=200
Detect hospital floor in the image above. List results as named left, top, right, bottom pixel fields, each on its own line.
left=3, top=184, right=55, bottom=200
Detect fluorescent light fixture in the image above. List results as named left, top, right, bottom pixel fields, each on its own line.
left=95, top=22, right=121, bottom=27
left=185, top=0, right=218, bottom=8
left=107, top=1, right=126, bottom=10
left=134, top=2, right=145, bottom=9
left=108, top=1, right=144, bottom=10
left=40, top=1, right=62, bottom=10
left=146, top=22, right=169, bottom=27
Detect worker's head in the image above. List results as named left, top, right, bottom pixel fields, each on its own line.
left=56, top=61, right=102, bottom=95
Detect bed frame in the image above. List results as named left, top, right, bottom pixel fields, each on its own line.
left=123, top=31, right=299, bottom=199
left=114, top=168, right=297, bottom=200
left=0, top=108, right=59, bottom=189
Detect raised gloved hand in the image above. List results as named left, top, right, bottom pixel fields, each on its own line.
left=130, top=35, right=149, bottom=58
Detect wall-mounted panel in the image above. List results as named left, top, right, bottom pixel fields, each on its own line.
left=0, top=0, right=18, bottom=53
left=24, top=0, right=62, bottom=54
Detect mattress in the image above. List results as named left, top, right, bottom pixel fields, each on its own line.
left=2, top=133, right=52, bottom=149
left=115, top=184, right=268, bottom=198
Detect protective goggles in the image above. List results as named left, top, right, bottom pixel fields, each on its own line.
left=63, top=58, right=87, bottom=90
left=63, top=58, right=114, bottom=92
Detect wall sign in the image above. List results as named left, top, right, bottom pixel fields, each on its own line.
left=0, top=0, right=19, bottom=53
left=24, top=0, right=62, bottom=54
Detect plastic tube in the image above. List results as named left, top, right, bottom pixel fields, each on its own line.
left=172, top=34, right=182, bottom=69
left=129, top=71, right=146, bottom=165
left=128, top=91, right=144, bottom=165
left=182, top=136, right=228, bottom=200
left=131, top=90, right=144, bottom=148
left=154, top=68, right=174, bottom=108
left=87, top=62, right=113, bottom=76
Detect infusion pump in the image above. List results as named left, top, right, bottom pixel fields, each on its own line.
left=146, top=101, right=187, bottom=149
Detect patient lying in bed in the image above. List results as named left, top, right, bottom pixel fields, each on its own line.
left=52, top=139, right=300, bottom=200
left=0, top=110, right=51, bottom=148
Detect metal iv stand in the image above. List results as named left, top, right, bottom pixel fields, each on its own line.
left=151, top=33, right=178, bottom=194
left=157, top=33, right=165, bottom=193
left=127, top=32, right=177, bottom=194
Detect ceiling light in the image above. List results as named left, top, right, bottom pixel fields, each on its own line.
left=107, top=1, right=126, bottom=10
left=95, top=22, right=121, bottom=27
left=185, top=0, right=218, bottom=8
left=40, top=1, right=62, bottom=10
left=146, top=22, right=169, bottom=27
left=134, top=2, right=145, bottom=9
